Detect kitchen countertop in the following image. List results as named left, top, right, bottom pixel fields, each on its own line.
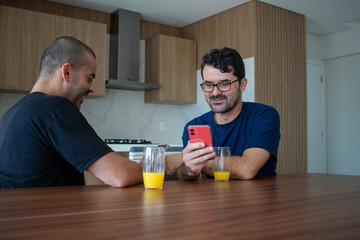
left=107, top=144, right=157, bottom=152
left=107, top=144, right=182, bottom=152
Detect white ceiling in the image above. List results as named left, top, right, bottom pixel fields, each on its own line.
left=49, top=0, right=360, bottom=35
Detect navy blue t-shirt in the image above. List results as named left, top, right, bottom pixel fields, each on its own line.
left=182, top=102, right=281, bottom=176
left=0, top=92, right=113, bottom=188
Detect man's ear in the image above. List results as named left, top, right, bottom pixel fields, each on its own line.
left=240, top=78, right=247, bottom=92
left=61, top=63, right=73, bottom=83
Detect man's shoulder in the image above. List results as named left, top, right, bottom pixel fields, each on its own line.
left=244, top=102, right=279, bottom=116
left=245, top=102, right=277, bottom=111
left=5, top=93, right=78, bottom=123
left=24, top=92, right=74, bottom=110
left=30, top=92, right=69, bottom=103
left=242, top=102, right=280, bottom=129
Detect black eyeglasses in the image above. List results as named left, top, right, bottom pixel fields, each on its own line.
left=200, top=79, right=239, bottom=92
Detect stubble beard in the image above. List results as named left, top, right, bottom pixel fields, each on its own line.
left=65, top=73, right=83, bottom=110
left=206, top=88, right=241, bottom=114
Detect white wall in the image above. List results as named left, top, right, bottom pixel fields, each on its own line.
left=306, top=33, right=323, bottom=61
left=80, top=70, right=209, bottom=145
left=307, top=25, right=360, bottom=175
left=322, top=26, right=360, bottom=60
left=0, top=93, right=24, bottom=116
left=325, top=54, right=360, bottom=175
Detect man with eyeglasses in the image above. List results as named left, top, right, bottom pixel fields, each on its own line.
left=166, top=47, right=280, bottom=181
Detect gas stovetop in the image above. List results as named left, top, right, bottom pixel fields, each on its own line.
left=105, top=139, right=152, bottom=144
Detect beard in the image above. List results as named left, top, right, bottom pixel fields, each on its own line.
left=65, top=73, right=88, bottom=110
left=206, top=87, right=241, bottom=114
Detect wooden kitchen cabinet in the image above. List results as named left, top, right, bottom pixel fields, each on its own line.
left=0, top=5, right=106, bottom=97
left=0, top=5, right=23, bottom=90
left=20, top=9, right=67, bottom=92
left=145, top=34, right=196, bottom=104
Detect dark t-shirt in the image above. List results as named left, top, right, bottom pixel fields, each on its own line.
left=182, top=102, right=281, bottom=176
left=0, top=92, right=112, bottom=188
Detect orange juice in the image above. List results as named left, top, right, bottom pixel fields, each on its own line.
left=143, top=172, right=165, bottom=189
left=214, top=171, right=230, bottom=181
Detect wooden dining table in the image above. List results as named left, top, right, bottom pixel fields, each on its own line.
left=1, top=173, right=359, bottom=239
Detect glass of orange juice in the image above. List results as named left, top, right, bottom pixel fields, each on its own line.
left=213, top=147, right=231, bottom=181
left=143, top=147, right=165, bottom=190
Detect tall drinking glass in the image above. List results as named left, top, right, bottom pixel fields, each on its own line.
left=213, top=147, right=231, bottom=181
left=143, top=147, right=165, bottom=190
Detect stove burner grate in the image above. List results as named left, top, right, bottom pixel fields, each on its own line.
left=105, top=139, right=152, bottom=144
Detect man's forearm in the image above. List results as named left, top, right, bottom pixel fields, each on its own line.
left=228, top=149, right=270, bottom=180
left=176, top=162, right=202, bottom=181
left=202, top=155, right=261, bottom=180
left=88, top=152, right=143, bottom=188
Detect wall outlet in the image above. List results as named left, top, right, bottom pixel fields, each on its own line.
left=160, top=122, right=166, bottom=131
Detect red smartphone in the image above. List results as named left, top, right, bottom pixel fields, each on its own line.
left=188, top=125, right=213, bottom=147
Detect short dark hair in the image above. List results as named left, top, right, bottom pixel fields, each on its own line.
left=38, top=36, right=96, bottom=78
left=200, top=47, right=245, bottom=80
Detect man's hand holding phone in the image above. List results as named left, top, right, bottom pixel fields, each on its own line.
left=180, top=125, right=216, bottom=178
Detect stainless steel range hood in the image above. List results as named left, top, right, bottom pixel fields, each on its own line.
left=106, top=9, right=161, bottom=91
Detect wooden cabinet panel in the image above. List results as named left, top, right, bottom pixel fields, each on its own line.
left=0, top=6, right=23, bottom=90
left=140, top=20, right=182, bottom=40
left=145, top=35, right=196, bottom=104
left=254, top=2, right=307, bottom=174
left=182, top=1, right=255, bottom=69
left=0, top=6, right=106, bottom=96
left=67, top=18, right=107, bottom=97
left=0, top=0, right=111, bottom=33
left=20, top=9, right=67, bottom=91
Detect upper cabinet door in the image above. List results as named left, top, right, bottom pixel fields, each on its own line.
left=0, top=6, right=23, bottom=90
left=67, top=18, right=107, bottom=97
left=20, top=9, right=67, bottom=92
left=145, top=34, right=197, bottom=104
left=0, top=6, right=107, bottom=97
